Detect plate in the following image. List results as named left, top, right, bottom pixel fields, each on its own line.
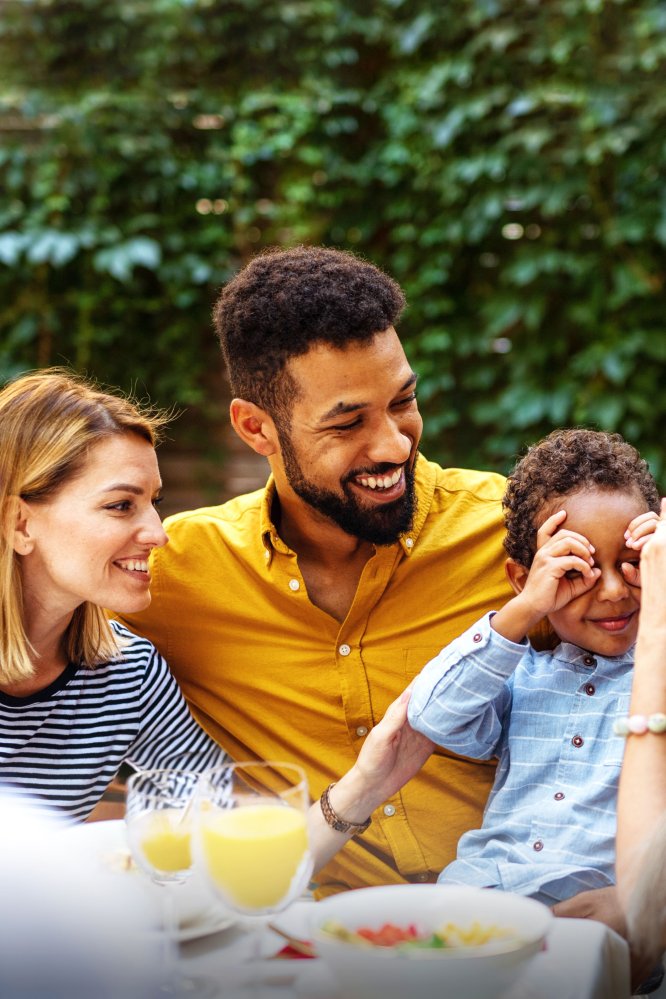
left=60, top=819, right=235, bottom=941
left=176, top=911, right=235, bottom=943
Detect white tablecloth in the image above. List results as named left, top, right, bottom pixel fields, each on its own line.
left=179, top=901, right=631, bottom=999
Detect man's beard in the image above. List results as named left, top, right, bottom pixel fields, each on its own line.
left=277, top=428, right=417, bottom=545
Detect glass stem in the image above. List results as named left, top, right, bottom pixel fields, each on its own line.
left=247, top=916, right=268, bottom=999
left=159, top=881, right=180, bottom=985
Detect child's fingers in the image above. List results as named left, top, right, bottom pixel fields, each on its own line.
left=559, top=557, right=600, bottom=580
left=536, top=533, right=596, bottom=570
left=535, top=509, right=567, bottom=545
left=536, top=524, right=595, bottom=558
left=625, top=511, right=660, bottom=549
left=567, top=566, right=602, bottom=596
left=621, top=562, right=641, bottom=588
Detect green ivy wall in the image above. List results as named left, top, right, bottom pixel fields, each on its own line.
left=1, top=0, right=665, bottom=484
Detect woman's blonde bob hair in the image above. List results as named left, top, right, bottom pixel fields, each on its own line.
left=0, top=368, right=169, bottom=683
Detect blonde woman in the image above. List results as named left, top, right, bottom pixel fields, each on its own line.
left=0, top=369, right=431, bottom=866
left=0, top=368, right=227, bottom=819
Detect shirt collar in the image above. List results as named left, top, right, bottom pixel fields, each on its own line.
left=259, top=453, right=435, bottom=561
left=554, top=641, right=635, bottom=669
left=260, top=477, right=286, bottom=565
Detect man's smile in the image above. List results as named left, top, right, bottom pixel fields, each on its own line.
left=350, top=466, right=405, bottom=503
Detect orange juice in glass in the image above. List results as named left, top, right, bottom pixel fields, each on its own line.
left=125, top=769, right=216, bottom=998
left=131, top=806, right=193, bottom=876
left=195, top=762, right=312, bottom=918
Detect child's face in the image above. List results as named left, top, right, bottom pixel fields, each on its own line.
left=541, top=487, right=647, bottom=656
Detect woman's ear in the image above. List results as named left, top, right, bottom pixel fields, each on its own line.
left=505, top=558, right=530, bottom=595
left=12, top=499, right=35, bottom=556
left=229, top=399, right=278, bottom=458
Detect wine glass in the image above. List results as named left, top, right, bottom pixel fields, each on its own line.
left=194, top=762, right=313, bottom=990
left=125, top=768, right=217, bottom=997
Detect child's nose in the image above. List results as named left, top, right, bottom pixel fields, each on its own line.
left=596, top=568, right=630, bottom=602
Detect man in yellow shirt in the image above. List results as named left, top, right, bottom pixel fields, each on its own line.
left=120, top=245, right=512, bottom=896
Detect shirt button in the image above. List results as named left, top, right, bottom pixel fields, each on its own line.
left=288, top=578, right=300, bottom=592
left=472, top=633, right=482, bottom=643
left=356, top=726, right=368, bottom=737
left=582, top=654, right=596, bottom=667
left=405, top=537, right=414, bottom=549
left=554, top=792, right=565, bottom=801
left=572, top=735, right=584, bottom=748
left=533, top=840, right=544, bottom=852
left=585, top=684, right=595, bottom=696
left=338, top=644, right=351, bottom=657
left=414, top=872, right=429, bottom=882
left=383, top=804, right=396, bottom=817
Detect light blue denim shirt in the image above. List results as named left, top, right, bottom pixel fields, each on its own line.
left=407, top=612, right=633, bottom=904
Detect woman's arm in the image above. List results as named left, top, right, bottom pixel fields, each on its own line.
left=616, top=500, right=666, bottom=969
left=308, top=688, right=433, bottom=872
left=617, top=502, right=666, bottom=901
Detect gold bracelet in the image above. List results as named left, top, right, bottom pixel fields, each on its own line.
left=320, top=782, right=372, bottom=835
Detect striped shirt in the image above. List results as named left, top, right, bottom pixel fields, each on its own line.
left=408, top=612, right=632, bottom=904
left=0, top=621, right=226, bottom=820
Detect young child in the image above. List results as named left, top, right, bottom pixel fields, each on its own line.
left=408, top=428, right=660, bottom=908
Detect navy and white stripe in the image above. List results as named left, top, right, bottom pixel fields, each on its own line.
left=0, top=621, right=226, bottom=820
left=408, top=611, right=632, bottom=903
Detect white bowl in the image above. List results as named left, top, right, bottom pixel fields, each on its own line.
left=309, top=884, right=552, bottom=999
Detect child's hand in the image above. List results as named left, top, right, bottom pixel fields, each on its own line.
left=622, top=504, right=663, bottom=588
left=622, top=499, right=666, bottom=586
left=517, top=509, right=600, bottom=617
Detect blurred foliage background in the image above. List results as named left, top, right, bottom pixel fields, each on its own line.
left=1, top=0, right=666, bottom=502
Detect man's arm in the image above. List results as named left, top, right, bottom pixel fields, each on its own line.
left=308, top=688, right=433, bottom=871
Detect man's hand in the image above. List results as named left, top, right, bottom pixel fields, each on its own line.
left=355, top=686, right=434, bottom=804
left=621, top=508, right=661, bottom=588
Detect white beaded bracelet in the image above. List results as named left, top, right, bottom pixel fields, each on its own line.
left=613, top=713, right=666, bottom=737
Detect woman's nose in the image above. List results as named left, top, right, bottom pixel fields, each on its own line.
left=137, top=506, right=169, bottom=549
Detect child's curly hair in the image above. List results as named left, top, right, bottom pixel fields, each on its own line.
left=503, top=428, right=660, bottom=568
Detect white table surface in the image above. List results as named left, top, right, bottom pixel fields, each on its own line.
left=179, top=900, right=631, bottom=999
left=43, top=819, right=631, bottom=999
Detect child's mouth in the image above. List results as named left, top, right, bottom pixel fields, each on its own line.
left=591, top=613, right=635, bottom=632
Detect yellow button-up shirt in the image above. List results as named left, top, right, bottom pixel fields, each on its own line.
left=119, top=455, right=513, bottom=895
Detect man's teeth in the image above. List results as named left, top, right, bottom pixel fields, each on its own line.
left=117, top=559, right=148, bottom=572
left=358, top=470, right=402, bottom=490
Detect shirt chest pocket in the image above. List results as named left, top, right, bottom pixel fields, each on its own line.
left=602, top=734, right=627, bottom=770
left=403, top=646, right=451, bottom=683
left=602, top=691, right=631, bottom=769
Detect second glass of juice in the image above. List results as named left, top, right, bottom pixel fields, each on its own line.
left=195, top=761, right=313, bottom=917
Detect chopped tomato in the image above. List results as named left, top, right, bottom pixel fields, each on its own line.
left=356, top=922, right=421, bottom=946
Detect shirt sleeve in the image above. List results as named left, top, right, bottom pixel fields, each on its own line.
left=407, top=612, right=528, bottom=759
left=125, top=642, right=227, bottom=774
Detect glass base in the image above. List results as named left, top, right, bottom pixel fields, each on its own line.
left=159, top=972, right=219, bottom=997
